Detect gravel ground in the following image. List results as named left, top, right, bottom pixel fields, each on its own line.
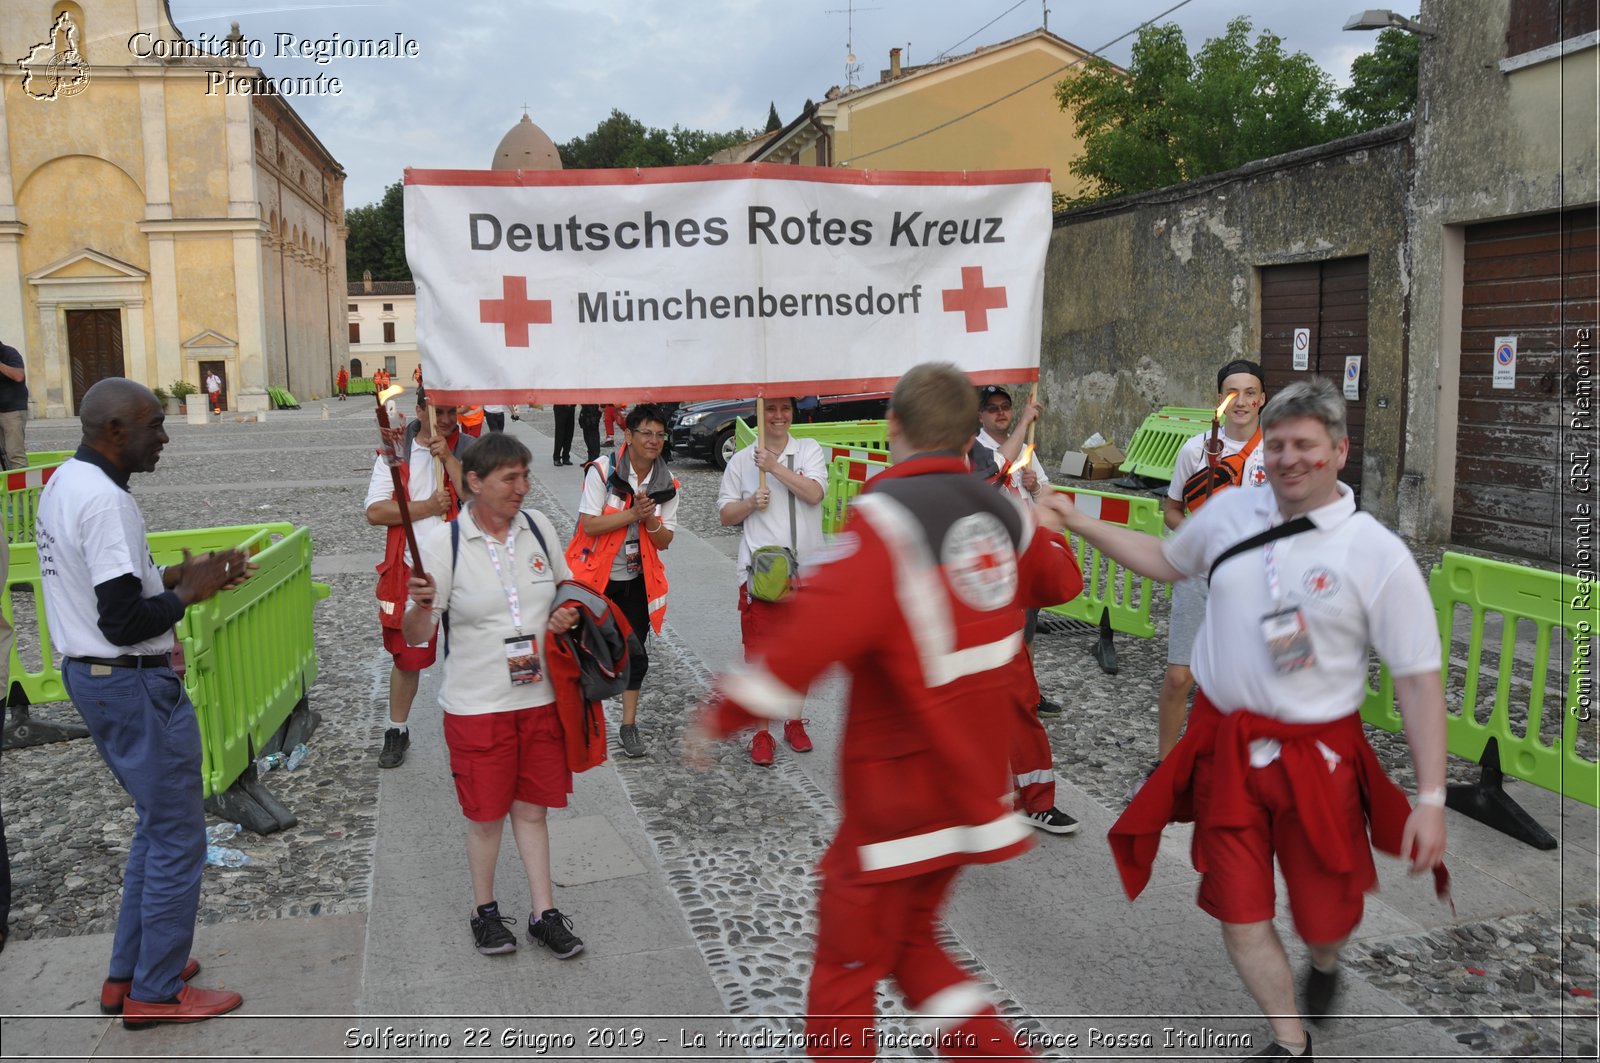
left=1, top=404, right=1594, bottom=1060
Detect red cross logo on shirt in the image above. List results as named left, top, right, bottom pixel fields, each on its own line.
left=480, top=276, right=552, bottom=347
left=1309, top=573, right=1333, bottom=592
left=941, top=266, right=1007, bottom=333
left=531, top=556, right=547, bottom=574
left=1303, top=567, right=1340, bottom=599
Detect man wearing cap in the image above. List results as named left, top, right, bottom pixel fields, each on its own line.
left=365, top=388, right=466, bottom=768
left=1138, top=360, right=1268, bottom=794
left=37, top=378, right=251, bottom=1028
left=1064, top=379, right=1448, bottom=1059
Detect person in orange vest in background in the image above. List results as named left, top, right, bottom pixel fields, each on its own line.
left=565, top=404, right=678, bottom=759
left=413, top=364, right=423, bottom=387
left=458, top=405, right=485, bottom=438
left=336, top=366, right=349, bottom=401
left=372, top=367, right=391, bottom=392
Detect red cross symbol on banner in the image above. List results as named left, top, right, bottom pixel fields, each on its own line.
left=941, top=265, right=1007, bottom=333
left=480, top=276, right=552, bottom=347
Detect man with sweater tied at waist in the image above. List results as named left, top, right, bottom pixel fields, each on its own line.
left=1058, top=378, right=1449, bottom=1060
left=692, top=363, right=1086, bottom=1060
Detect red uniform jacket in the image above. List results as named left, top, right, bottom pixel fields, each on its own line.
left=705, top=454, right=1084, bottom=883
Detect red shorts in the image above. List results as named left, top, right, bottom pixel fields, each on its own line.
left=382, top=625, right=437, bottom=672
left=443, top=705, right=571, bottom=821
left=1193, top=751, right=1371, bottom=944
left=737, top=583, right=784, bottom=660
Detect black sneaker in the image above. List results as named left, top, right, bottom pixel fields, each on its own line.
left=1026, top=807, right=1079, bottom=835
left=470, top=902, right=517, bottom=955
left=1304, top=963, right=1340, bottom=1024
left=1035, top=696, right=1063, bottom=719
left=528, top=908, right=584, bottom=959
left=1247, top=1031, right=1312, bottom=1058
left=378, top=727, right=409, bottom=768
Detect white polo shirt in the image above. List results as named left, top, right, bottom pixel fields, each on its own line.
left=1162, top=483, right=1440, bottom=723
left=365, top=439, right=448, bottom=543
left=1168, top=428, right=1269, bottom=504
left=717, top=435, right=828, bottom=580
left=975, top=428, right=1049, bottom=500
left=416, top=504, right=570, bottom=716
left=578, top=454, right=680, bottom=582
left=37, top=458, right=174, bottom=657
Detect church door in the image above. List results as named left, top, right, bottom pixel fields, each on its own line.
left=66, top=308, right=124, bottom=412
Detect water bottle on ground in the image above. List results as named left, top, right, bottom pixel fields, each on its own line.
left=205, top=846, right=250, bottom=868
left=205, top=822, right=242, bottom=845
left=284, top=743, right=309, bottom=771
left=256, top=751, right=286, bottom=775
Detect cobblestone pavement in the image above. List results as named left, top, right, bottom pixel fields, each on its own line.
left=1, top=403, right=1594, bottom=1060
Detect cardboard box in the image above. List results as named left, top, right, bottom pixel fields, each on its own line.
left=1061, top=443, right=1125, bottom=480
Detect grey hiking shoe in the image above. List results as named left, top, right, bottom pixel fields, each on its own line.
left=618, top=724, right=647, bottom=758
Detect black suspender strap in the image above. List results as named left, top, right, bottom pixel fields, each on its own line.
left=1207, top=516, right=1315, bottom=583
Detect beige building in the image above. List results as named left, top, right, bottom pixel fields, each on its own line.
left=0, top=0, right=347, bottom=414
left=347, top=275, right=417, bottom=384
left=753, top=28, right=1105, bottom=203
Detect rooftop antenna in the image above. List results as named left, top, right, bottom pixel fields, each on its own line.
left=826, top=1, right=881, bottom=88
left=1042, top=0, right=1050, bottom=32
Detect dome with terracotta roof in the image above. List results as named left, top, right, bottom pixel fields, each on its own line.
left=492, top=113, right=563, bottom=171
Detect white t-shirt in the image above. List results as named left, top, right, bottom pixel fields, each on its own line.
left=975, top=428, right=1049, bottom=500
left=1161, top=483, right=1440, bottom=723
left=484, top=405, right=507, bottom=415
left=1168, top=428, right=1268, bottom=505
left=37, top=458, right=174, bottom=657
left=365, top=438, right=448, bottom=543
left=716, top=435, right=829, bottom=580
left=206, top=374, right=221, bottom=394
left=578, top=453, right=680, bottom=582
left=415, top=504, right=570, bottom=716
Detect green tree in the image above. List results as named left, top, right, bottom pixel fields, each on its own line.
left=1055, top=17, right=1345, bottom=203
left=765, top=101, right=782, bottom=132
left=1338, top=27, right=1420, bottom=130
left=344, top=178, right=409, bottom=282
left=558, top=109, right=754, bottom=168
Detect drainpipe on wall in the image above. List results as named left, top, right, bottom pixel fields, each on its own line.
left=807, top=104, right=831, bottom=168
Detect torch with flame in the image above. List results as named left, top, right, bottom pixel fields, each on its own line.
left=1007, top=443, right=1036, bottom=479
left=374, top=383, right=426, bottom=575
left=1204, top=389, right=1240, bottom=469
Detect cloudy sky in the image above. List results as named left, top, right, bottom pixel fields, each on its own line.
left=163, top=0, right=1392, bottom=209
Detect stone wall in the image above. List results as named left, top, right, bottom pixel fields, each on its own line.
left=1041, top=124, right=1413, bottom=521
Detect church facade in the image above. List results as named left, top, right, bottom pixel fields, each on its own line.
left=0, top=0, right=347, bottom=415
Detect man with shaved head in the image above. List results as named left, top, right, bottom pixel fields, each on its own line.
left=37, top=377, right=250, bottom=1028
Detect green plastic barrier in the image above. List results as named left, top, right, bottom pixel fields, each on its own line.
left=1043, top=484, right=1166, bottom=638
left=2, top=452, right=75, bottom=544
left=733, top=417, right=889, bottom=454
left=822, top=455, right=891, bottom=534
left=1361, top=552, right=1598, bottom=823
left=1118, top=406, right=1214, bottom=480
left=5, top=522, right=330, bottom=798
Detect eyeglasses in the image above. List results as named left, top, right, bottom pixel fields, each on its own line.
left=630, top=430, right=667, bottom=441
left=982, top=403, right=1013, bottom=413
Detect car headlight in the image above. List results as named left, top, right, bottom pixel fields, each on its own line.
left=676, top=412, right=705, bottom=427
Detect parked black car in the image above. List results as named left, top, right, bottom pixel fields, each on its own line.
left=669, top=392, right=892, bottom=469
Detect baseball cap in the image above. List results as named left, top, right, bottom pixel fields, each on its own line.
left=978, top=385, right=1012, bottom=406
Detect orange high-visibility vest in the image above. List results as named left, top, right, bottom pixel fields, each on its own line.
left=564, top=452, right=673, bottom=633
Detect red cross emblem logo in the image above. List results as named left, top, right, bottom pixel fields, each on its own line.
left=530, top=556, right=547, bottom=574
left=1303, top=567, right=1340, bottom=598
left=480, top=276, right=552, bottom=347
left=941, top=266, right=1007, bottom=333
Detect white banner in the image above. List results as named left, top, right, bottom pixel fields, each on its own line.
left=403, top=164, right=1051, bottom=404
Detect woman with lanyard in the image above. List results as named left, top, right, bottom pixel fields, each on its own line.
left=403, top=432, right=586, bottom=960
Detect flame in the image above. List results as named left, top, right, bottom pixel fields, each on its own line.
left=1007, top=443, right=1036, bottom=477
left=1214, top=389, right=1240, bottom=421
left=378, top=384, right=405, bottom=403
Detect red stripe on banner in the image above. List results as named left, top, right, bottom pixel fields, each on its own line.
left=426, top=371, right=1036, bottom=407
left=405, top=163, right=1052, bottom=189
left=4, top=471, right=22, bottom=491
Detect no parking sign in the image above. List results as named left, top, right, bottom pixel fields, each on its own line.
left=1343, top=356, right=1361, bottom=400
left=1493, top=336, right=1518, bottom=390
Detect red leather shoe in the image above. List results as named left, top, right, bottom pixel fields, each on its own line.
left=122, top=983, right=242, bottom=1029
left=100, top=957, right=201, bottom=1015
left=783, top=719, right=814, bottom=753
left=750, top=729, right=776, bottom=767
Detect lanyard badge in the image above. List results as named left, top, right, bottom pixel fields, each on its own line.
left=484, top=529, right=542, bottom=685
left=1258, top=538, right=1317, bottom=675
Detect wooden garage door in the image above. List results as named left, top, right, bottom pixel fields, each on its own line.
left=1455, top=207, right=1598, bottom=564
left=1259, top=257, right=1370, bottom=497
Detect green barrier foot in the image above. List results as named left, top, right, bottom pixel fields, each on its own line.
left=281, top=702, right=321, bottom=750
left=1447, top=737, right=1557, bottom=851
left=1090, top=609, right=1120, bottom=675
left=205, top=767, right=299, bottom=836
left=3, top=704, right=88, bottom=748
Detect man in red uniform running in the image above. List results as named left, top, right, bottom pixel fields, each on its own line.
left=693, top=362, right=1085, bottom=1060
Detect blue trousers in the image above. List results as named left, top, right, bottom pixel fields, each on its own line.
left=65, top=660, right=204, bottom=1001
